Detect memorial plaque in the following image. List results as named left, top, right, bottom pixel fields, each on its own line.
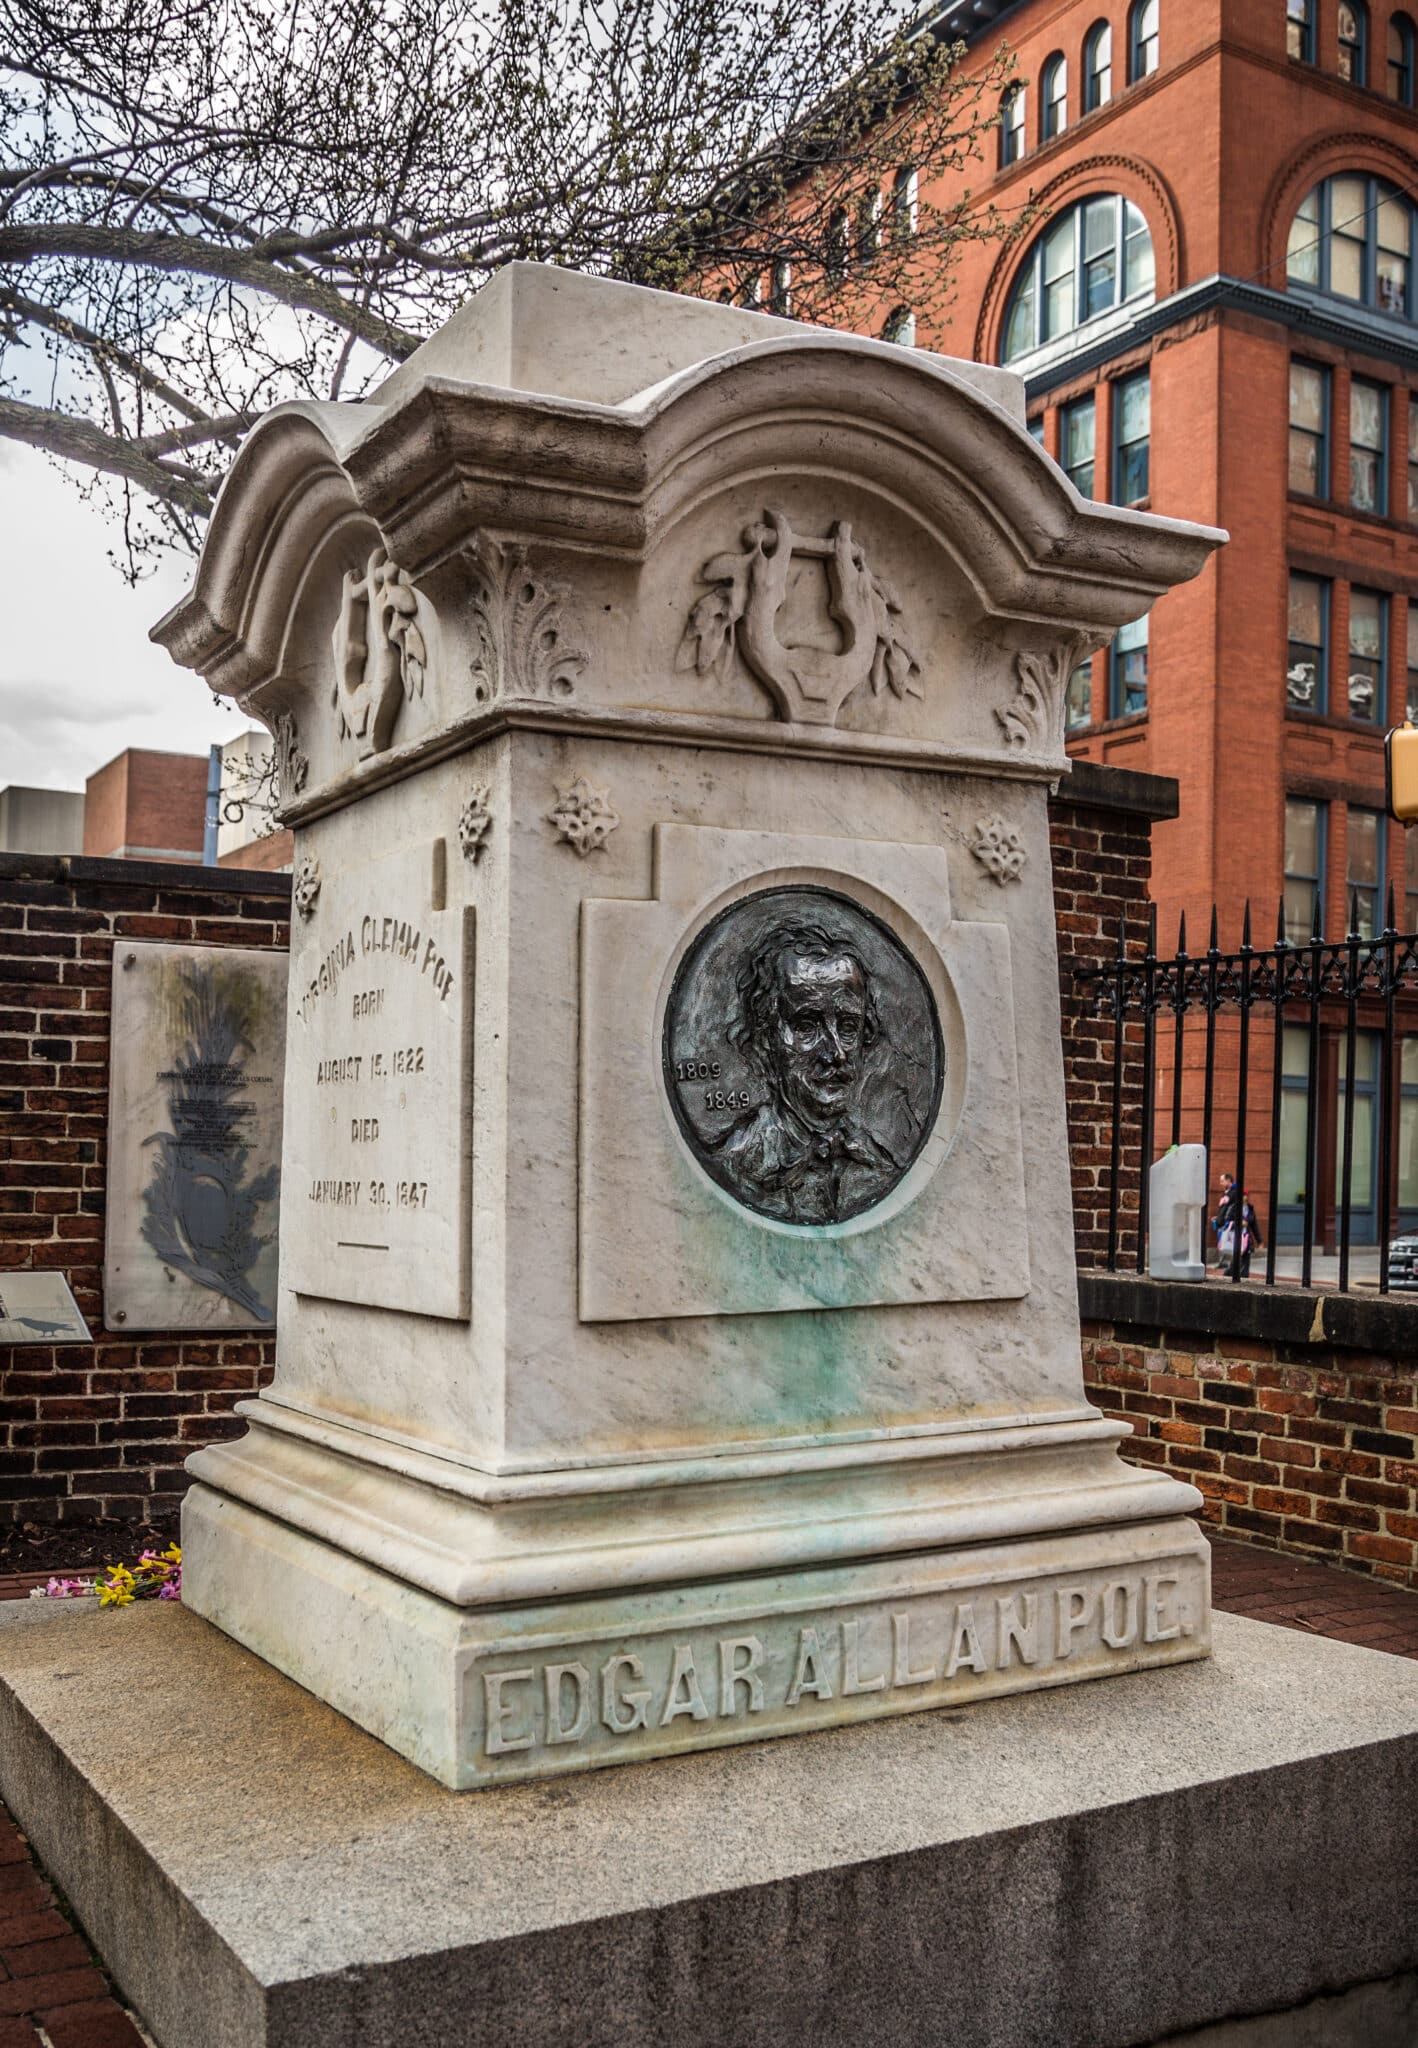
left=0, top=1274, right=91, bottom=1345
left=663, top=885, right=943, bottom=1225
left=105, top=943, right=286, bottom=1331
left=282, top=840, right=473, bottom=1318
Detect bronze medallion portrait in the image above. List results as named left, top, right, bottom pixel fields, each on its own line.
left=663, top=886, right=943, bottom=1225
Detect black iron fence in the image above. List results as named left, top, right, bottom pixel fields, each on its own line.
left=1078, top=892, right=1418, bottom=1293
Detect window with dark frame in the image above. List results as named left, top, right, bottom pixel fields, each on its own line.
left=1289, top=360, right=1329, bottom=496
left=999, top=84, right=1026, bottom=168
left=1287, top=175, right=1413, bottom=319
left=1113, top=371, right=1150, bottom=504
left=882, top=306, right=916, bottom=345
left=825, top=207, right=849, bottom=281
left=1347, top=806, right=1384, bottom=938
left=1110, top=616, right=1148, bottom=716
left=1287, top=571, right=1329, bottom=711
left=1284, top=797, right=1326, bottom=944
left=1350, top=378, right=1388, bottom=513
left=1128, top=0, right=1159, bottom=81
left=1065, top=658, right=1092, bottom=730
left=1338, top=0, right=1368, bottom=84
left=1407, top=826, right=1418, bottom=929
left=856, top=189, right=881, bottom=264
left=1041, top=54, right=1068, bottom=139
left=891, top=166, right=918, bottom=240
left=1408, top=394, right=1418, bottom=518
left=1406, top=605, right=1418, bottom=720
left=1347, top=587, right=1387, bottom=722
left=1288, top=0, right=1316, bottom=62
left=1084, top=21, right=1112, bottom=108
left=1061, top=394, right=1096, bottom=495
left=1390, top=13, right=1416, bottom=100
left=1027, top=416, right=1045, bottom=444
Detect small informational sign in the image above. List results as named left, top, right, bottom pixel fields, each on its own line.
left=0, top=1273, right=92, bottom=1345
left=104, top=942, right=287, bottom=1331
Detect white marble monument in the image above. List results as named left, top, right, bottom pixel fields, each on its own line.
left=154, top=264, right=1225, bottom=1786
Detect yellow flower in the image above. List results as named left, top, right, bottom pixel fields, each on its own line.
left=98, top=1582, right=134, bottom=1607
left=160, top=1545, right=182, bottom=1565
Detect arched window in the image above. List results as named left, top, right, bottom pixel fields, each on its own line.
left=892, top=166, right=919, bottom=239
left=1084, top=21, right=1113, bottom=108
left=770, top=259, right=792, bottom=316
left=1041, top=53, right=1068, bottom=139
left=740, top=273, right=762, bottom=308
left=1128, top=0, right=1159, bottom=81
left=1000, top=194, right=1156, bottom=363
left=1388, top=11, right=1414, bottom=100
left=1287, top=0, right=1315, bottom=63
left=1287, top=174, right=1415, bottom=319
left=1338, top=0, right=1368, bottom=83
left=999, top=83, right=1026, bottom=167
left=882, top=307, right=916, bottom=346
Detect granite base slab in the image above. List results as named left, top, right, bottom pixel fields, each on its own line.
left=1, top=1602, right=1416, bottom=2048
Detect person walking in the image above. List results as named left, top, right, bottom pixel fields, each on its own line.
left=1213, top=1172, right=1262, bottom=1278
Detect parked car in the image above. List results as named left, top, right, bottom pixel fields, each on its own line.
left=1388, top=1234, right=1418, bottom=1289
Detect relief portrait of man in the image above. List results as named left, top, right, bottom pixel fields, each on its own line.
left=708, top=921, right=911, bottom=1224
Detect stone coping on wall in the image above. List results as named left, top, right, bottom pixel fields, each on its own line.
left=1058, top=757, right=1180, bottom=822
left=1080, top=1268, right=1418, bottom=1354
left=0, top=850, right=292, bottom=897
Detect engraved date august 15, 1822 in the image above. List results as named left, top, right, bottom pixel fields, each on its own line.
left=663, top=885, right=943, bottom=1227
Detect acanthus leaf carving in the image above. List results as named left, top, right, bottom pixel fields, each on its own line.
left=272, top=710, right=308, bottom=814
left=996, top=638, right=1093, bottom=757
left=676, top=509, right=922, bottom=727
left=467, top=537, right=587, bottom=706
left=331, top=546, right=427, bottom=760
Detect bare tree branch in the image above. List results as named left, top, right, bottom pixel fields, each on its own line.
left=0, top=0, right=1021, bottom=569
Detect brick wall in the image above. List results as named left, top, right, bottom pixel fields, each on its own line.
left=1082, top=1274, right=1418, bottom=1590
left=1049, top=759, right=1168, bottom=1269
left=0, top=853, right=290, bottom=1528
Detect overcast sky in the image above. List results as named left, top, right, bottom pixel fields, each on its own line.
left=0, top=443, right=252, bottom=794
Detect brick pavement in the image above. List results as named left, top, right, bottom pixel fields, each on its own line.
left=1208, top=1529, right=1418, bottom=1658
left=0, top=1533, right=1410, bottom=2047
left=0, top=1805, right=147, bottom=2048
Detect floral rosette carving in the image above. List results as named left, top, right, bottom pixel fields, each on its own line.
left=548, top=775, right=619, bottom=857
left=458, top=783, right=492, bottom=861
left=968, top=815, right=1028, bottom=886
left=292, top=854, right=322, bottom=920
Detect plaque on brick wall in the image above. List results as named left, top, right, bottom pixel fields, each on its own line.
left=0, top=1274, right=91, bottom=1345
left=104, top=942, right=287, bottom=1331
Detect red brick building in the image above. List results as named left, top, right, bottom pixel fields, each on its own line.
left=881, top=0, right=1418, bottom=1245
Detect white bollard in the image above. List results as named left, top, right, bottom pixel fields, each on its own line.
left=1148, top=1144, right=1208, bottom=1282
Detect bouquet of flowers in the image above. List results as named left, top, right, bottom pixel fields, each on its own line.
left=30, top=1545, right=181, bottom=1607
